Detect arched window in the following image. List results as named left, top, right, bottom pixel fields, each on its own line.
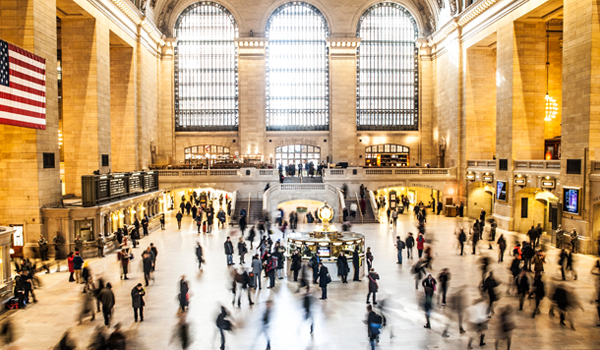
left=174, top=2, right=238, bottom=131
left=357, top=3, right=418, bottom=130
left=266, top=2, right=329, bottom=131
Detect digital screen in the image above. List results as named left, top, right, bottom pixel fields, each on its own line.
left=496, top=181, right=507, bottom=201
left=317, top=247, right=330, bottom=257
left=563, top=188, right=580, bottom=215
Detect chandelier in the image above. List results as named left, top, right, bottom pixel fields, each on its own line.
left=544, top=23, right=557, bottom=122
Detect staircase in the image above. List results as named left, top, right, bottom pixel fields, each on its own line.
left=344, top=196, right=378, bottom=224
left=233, top=198, right=264, bottom=225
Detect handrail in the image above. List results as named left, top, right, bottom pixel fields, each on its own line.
left=231, top=190, right=237, bottom=220
left=247, top=192, right=251, bottom=219
left=368, top=190, right=379, bottom=223
left=355, top=192, right=364, bottom=224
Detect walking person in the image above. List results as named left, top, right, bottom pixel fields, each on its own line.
left=141, top=215, right=149, bottom=236
left=224, top=236, right=234, bottom=266
left=67, top=252, right=75, bottom=282
left=107, top=323, right=126, bottom=350
left=195, top=243, right=204, bottom=270
left=366, top=247, right=374, bottom=271
left=318, top=262, right=331, bottom=300
left=251, top=254, right=262, bottom=289
left=237, top=237, right=247, bottom=265
left=216, top=306, right=233, bottom=350
left=290, top=250, right=302, bottom=282
left=417, top=233, right=426, bottom=258
left=302, top=291, right=315, bottom=334
left=422, top=273, right=437, bottom=328
left=160, top=215, right=165, bottom=230
left=395, top=236, right=405, bottom=264
left=458, top=229, right=467, bottom=256
left=131, top=283, right=145, bottom=322
left=406, top=233, right=415, bottom=259
left=483, top=272, right=500, bottom=315
left=117, top=248, right=131, bottom=280
left=142, top=250, right=153, bottom=286
left=366, top=268, right=380, bottom=305
left=530, top=274, right=545, bottom=318
left=179, top=276, right=190, bottom=313
left=73, top=251, right=84, bottom=284
left=176, top=211, right=183, bottom=229
left=99, top=283, right=115, bottom=326
left=38, top=235, right=48, bottom=261
left=150, top=243, right=158, bottom=271
left=438, top=268, right=450, bottom=306
left=352, top=247, right=361, bottom=282
left=497, top=234, right=507, bottom=262
left=494, top=306, right=516, bottom=350
left=310, top=253, right=320, bottom=284
left=337, top=251, right=349, bottom=283
left=365, top=304, right=384, bottom=350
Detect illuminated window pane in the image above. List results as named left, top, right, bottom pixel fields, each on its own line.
left=266, top=2, right=329, bottom=131
left=357, top=3, right=418, bottom=130
left=174, top=2, right=239, bottom=131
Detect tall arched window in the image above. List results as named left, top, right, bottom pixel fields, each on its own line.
left=266, top=2, right=329, bottom=131
left=174, top=2, right=238, bottom=131
left=357, top=3, right=418, bottom=130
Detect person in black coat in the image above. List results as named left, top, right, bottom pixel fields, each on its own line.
left=99, top=283, right=115, bottom=326
left=142, top=250, right=153, bottom=286
left=195, top=243, right=204, bottom=270
left=352, top=248, right=361, bottom=282
left=290, top=250, right=302, bottom=282
left=239, top=215, right=247, bottom=236
left=179, top=276, right=189, bottom=313
left=176, top=211, right=183, bottom=229
left=317, top=262, right=330, bottom=300
left=406, top=233, right=415, bottom=259
left=483, top=272, right=500, bottom=315
left=366, top=268, right=380, bottom=304
left=458, top=229, right=467, bottom=256
left=237, top=237, right=247, bottom=265
left=224, top=237, right=234, bottom=266
left=131, top=283, right=145, bottom=322
left=336, top=252, right=349, bottom=283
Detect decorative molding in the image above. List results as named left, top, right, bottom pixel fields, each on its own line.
left=235, top=37, right=268, bottom=59
left=428, top=0, right=500, bottom=46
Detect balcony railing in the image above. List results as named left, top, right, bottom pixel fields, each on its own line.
left=323, top=167, right=454, bottom=178
left=467, top=160, right=496, bottom=168
left=514, top=160, right=560, bottom=172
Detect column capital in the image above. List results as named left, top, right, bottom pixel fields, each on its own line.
left=235, top=37, right=268, bottom=59
left=327, top=38, right=361, bottom=59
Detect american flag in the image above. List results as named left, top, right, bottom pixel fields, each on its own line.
left=0, top=39, right=46, bottom=130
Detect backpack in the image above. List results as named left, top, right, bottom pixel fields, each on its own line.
left=369, top=313, right=384, bottom=335
left=400, top=241, right=406, bottom=249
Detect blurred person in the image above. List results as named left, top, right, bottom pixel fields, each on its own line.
left=107, top=323, right=126, bottom=350
left=179, top=275, right=190, bottom=313
left=438, top=268, right=450, bottom=306
left=142, top=249, right=153, bottom=286
left=494, top=305, right=515, bottom=350
left=522, top=241, right=534, bottom=271
left=232, top=267, right=254, bottom=308
left=150, top=243, right=158, bottom=271
left=260, top=300, right=274, bottom=350
left=195, top=243, right=204, bottom=270
left=422, top=273, right=436, bottom=328
left=131, top=283, right=145, bottom=322
left=302, top=290, right=315, bottom=335
left=93, top=278, right=105, bottom=313
left=472, top=223, right=480, bottom=255
left=367, top=268, right=380, bottom=305
left=516, top=270, right=529, bottom=311
left=309, top=252, right=320, bottom=284
left=73, top=251, right=84, bottom=283
left=529, top=274, right=545, bottom=318
left=364, top=304, right=384, bottom=350
left=337, top=251, right=349, bottom=283
left=81, top=261, right=94, bottom=293
left=79, top=290, right=96, bottom=324
left=483, top=272, right=500, bottom=315
left=566, top=251, right=577, bottom=280
left=0, top=319, right=17, bottom=349
left=170, top=313, right=193, bottom=349
left=87, top=325, right=107, bottom=350
left=247, top=226, right=256, bottom=250
left=273, top=242, right=285, bottom=279
left=479, top=256, right=492, bottom=283
left=442, top=287, right=467, bottom=337
left=532, top=250, right=545, bottom=278
left=458, top=228, right=467, bottom=256
left=264, top=252, right=276, bottom=289
left=117, top=248, right=131, bottom=280
left=224, top=236, right=234, bottom=266
left=99, top=282, right=115, bottom=326
left=297, top=262, right=310, bottom=293
left=488, top=219, right=497, bottom=249
left=412, top=258, right=427, bottom=290
left=318, top=262, right=331, bottom=300
left=67, top=252, right=74, bottom=282
left=54, top=330, right=76, bottom=350
left=176, top=210, right=183, bottom=229
left=466, top=300, right=489, bottom=348
left=216, top=306, right=233, bottom=350
left=555, top=224, right=564, bottom=249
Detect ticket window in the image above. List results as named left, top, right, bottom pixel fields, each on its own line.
left=75, top=220, right=94, bottom=242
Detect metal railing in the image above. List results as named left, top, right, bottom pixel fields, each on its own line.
left=368, top=190, right=380, bottom=223
left=354, top=192, right=364, bottom=224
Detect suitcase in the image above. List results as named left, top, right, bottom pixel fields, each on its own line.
left=202, top=223, right=207, bottom=233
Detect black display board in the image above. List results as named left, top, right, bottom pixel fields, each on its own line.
left=82, top=171, right=160, bottom=207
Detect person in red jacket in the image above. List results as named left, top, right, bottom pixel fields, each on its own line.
left=67, top=252, right=75, bottom=282
left=417, top=233, right=426, bottom=258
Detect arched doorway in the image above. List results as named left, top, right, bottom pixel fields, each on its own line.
left=467, top=182, right=494, bottom=219
left=275, top=144, right=322, bottom=167
left=514, top=188, right=558, bottom=235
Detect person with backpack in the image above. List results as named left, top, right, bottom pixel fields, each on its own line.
left=365, top=304, right=384, bottom=350
left=224, top=237, right=234, bottom=266
left=176, top=210, right=183, bottom=229
left=367, top=268, right=380, bottom=305
left=395, top=236, right=405, bottom=264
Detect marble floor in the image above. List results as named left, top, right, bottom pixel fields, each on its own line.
left=2, top=211, right=600, bottom=350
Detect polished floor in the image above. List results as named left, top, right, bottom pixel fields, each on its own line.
left=3, top=210, right=600, bottom=350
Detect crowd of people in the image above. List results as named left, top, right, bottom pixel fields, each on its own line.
left=3, top=195, right=600, bottom=350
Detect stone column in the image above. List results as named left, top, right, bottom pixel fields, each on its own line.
left=110, top=45, right=136, bottom=172
left=61, top=18, right=111, bottom=196
left=328, top=39, right=360, bottom=165
left=419, top=42, right=435, bottom=166
left=237, top=38, right=267, bottom=157
left=159, top=40, right=175, bottom=165
left=0, top=0, right=61, bottom=256
left=560, top=0, right=600, bottom=249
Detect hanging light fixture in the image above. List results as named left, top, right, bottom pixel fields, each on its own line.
left=545, top=23, right=558, bottom=122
